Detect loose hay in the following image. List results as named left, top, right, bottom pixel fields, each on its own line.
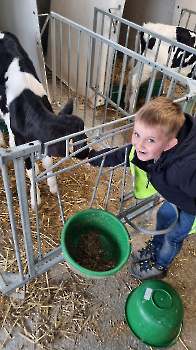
left=0, top=268, right=104, bottom=349
left=0, top=132, right=130, bottom=348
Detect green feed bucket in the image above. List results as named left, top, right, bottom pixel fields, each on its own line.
left=109, top=79, right=162, bottom=105
left=110, top=85, right=126, bottom=104
left=0, top=118, right=8, bottom=134
left=61, top=209, right=131, bottom=279
left=125, top=280, right=184, bottom=348
left=138, top=79, right=162, bottom=99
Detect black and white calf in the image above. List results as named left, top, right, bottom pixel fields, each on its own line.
left=125, top=23, right=196, bottom=108
left=0, top=31, right=89, bottom=208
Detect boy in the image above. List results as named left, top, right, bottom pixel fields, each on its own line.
left=87, top=97, right=196, bottom=280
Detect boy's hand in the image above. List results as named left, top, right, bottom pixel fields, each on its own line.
left=85, top=147, right=92, bottom=166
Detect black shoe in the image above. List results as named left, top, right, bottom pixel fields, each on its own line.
left=129, top=258, right=167, bottom=280
left=130, top=240, right=156, bottom=263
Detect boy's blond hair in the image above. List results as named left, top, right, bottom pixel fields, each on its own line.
left=135, top=97, right=185, bottom=139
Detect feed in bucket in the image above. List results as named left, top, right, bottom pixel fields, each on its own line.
left=77, top=231, right=116, bottom=271
left=61, top=209, right=131, bottom=279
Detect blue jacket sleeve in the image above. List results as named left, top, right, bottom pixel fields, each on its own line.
left=88, top=144, right=132, bottom=167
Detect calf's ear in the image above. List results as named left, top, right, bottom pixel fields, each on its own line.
left=58, top=98, right=73, bottom=116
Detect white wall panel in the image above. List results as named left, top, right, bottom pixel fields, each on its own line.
left=0, top=0, right=46, bottom=90
left=46, top=0, right=125, bottom=101
left=179, top=0, right=196, bottom=30
left=120, top=0, right=183, bottom=50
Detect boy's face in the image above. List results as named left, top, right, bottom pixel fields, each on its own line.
left=132, top=120, right=177, bottom=161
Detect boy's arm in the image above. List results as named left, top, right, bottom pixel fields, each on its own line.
left=88, top=144, right=132, bottom=167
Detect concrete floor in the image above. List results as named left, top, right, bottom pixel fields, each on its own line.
left=0, top=206, right=195, bottom=350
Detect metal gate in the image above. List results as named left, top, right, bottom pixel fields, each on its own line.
left=1, top=10, right=196, bottom=298
left=178, top=7, right=196, bottom=31
left=91, top=8, right=196, bottom=115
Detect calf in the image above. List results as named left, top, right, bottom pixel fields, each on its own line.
left=125, top=23, right=196, bottom=108
left=0, top=31, right=89, bottom=208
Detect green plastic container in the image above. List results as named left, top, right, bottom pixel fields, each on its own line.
left=110, top=85, right=126, bottom=104
left=61, top=209, right=131, bottom=279
left=138, top=79, right=162, bottom=99
left=125, top=280, right=184, bottom=348
left=0, top=118, right=8, bottom=134
left=108, top=79, right=162, bottom=105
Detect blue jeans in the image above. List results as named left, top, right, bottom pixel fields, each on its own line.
left=152, top=201, right=195, bottom=268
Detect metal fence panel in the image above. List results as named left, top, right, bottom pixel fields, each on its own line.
left=1, top=11, right=196, bottom=297
left=178, top=8, right=196, bottom=31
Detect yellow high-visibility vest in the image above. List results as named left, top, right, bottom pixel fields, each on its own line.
left=129, top=146, right=157, bottom=199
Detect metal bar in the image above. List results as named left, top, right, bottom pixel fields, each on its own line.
left=83, top=36, right=92, bottom=125
left=92, top=13, right=105, bottom=116
left=157, top=44, right=174, bottom=97
left=104, top=170, right=114, bottom=210
left=68, top=26, right=71, bottom=101
left=118, top=147, right=129, bottom=215
left=124, top=30, right=140, bottom=111
left=54, top=176, right=65, bottom=225
left=0, top=141, right=41, bottom=162
left=13, top=157, right=36, bottom=278
left=2, top=253, right=65, bottom=296
left=129, top=33, right=151, bottom=114
left=39, top=14, right=50, bottom=37
left=115, top=53, right=127, bottom=119
left=34, top=246, right=63, bottom=268
left=105, top=17, right=116, bottom=97
left=166, top=77, right=176, bottom=98
left=90, top=7, right=98, bottom=88
left=0, top=159, right=24, bottom=281
left=75, top=30, right=81, bottom=115
left=170, top=50, right=187, bottom=99
left=145, top=38, right=162, bottom=102
left=117, top=195, right=161, bottom=222
left=90, top=156, right=106, bottom=208
left=60, top=20, right=63, bottom=108
left=30, top=154, right=42, bottom=261
left=51, top=16, right=56, bottom=103
left=185, top=13, right=191, bottom=29
left=108, top=48, right=117, bottom=101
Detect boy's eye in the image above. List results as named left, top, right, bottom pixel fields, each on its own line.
left=148, top=139, right=155, bottom=143
left=134, top=132, right=139, bottom=137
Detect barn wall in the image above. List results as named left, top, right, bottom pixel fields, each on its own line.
left=180, top=0, right=196, bottom=30
left=37, top=0, right=51, bottom=56
left=0, top=0, right=47, bottom=90
left=46, top=0, right=125, bottom=99
left=182, top=0, right=196, bottom=13
left=119, top=0, right=183, bottom=50
left=49, top=0, right=124, bottom=31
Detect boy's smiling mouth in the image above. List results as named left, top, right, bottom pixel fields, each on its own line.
left=138, top=150, right=146, bottom=155
left=136, top=149, right=149, bottom=160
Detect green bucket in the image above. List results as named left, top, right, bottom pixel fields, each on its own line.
left=0, top=118, right=8, bottom=134
left=138, top=79, right=162, bottom=99
left=61, top=209, right=131, bottom=279
left=110, top=79, right=162, bottom=105
left=110, top=85, right=126, bottom=104
left=125, top=280, right=184, bottom=348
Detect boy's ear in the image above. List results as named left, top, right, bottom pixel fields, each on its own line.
left=164, top=138, right=178, bottom=152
